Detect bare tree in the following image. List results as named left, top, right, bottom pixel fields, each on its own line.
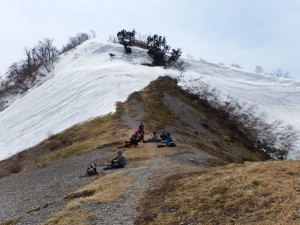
left=185, top=82, right=299, bottom=159
left=61, top=32, right=92, bottom=53
left=272, top=69, right=289, bottom=78
left=36, top=38, right=59, bottom=72
left=255, top=65, right=264, bottom=73
left=172, top=60, right=190, bottom=78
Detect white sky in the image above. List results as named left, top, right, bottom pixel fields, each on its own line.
left=0, top=0, right=300, bottom=78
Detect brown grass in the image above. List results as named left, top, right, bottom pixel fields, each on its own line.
left=0, top=217, right=21, bottom=225
left=38, top=114, right=126, bottom=166
left=0, top=161, right=22, bottom=179
left=42, top=209, right=96, bottom=225
left=124, top=143, right=157, bottom=163
left=137, top=76, right=266, bottom=164
left=65, top=171, right=133, bottom=205
left=0, top=112, right=127, bottom=179
left=135, top=161, right=300, bottom=225
left=43, top=172, right=133, bottom=224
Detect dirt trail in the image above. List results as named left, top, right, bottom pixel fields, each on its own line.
left=121, top=98, right=144, bottom=130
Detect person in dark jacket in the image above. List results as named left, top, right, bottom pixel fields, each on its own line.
left=162, top=133, right=173, bottom=145
left=138, top=123, right=145, bottom=140
left=157, top=133, right=175, bottom=148
left=160, top=130, right=168, bottom=141
left=104, top=150, right=127, bottom=170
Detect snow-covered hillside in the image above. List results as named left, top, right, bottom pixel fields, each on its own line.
left=0, top=38, right=300, bottom=160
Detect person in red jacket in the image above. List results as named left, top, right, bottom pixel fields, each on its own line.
left=135, top=130, right=142, bottom=141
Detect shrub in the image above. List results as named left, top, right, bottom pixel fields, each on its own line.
left=146, top=34, right=181, bottom=66
left=117, top=29, right=136, bottom=54
left=184, top=80, right=299, bottom=159
left=0, top=161, right=22, bottom=179
left=172, top=60, right=190, bottom=80
left=114, top=30, right=181, bottom=64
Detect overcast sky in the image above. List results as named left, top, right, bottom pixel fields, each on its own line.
left=0, top=0, right=300, bottom=78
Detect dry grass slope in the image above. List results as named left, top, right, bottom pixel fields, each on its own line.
left=135, top=161, right=300, bottom=225
left=136, top=76, right=265, bottom=163
left=0, top=107, right=127, bottom=178
left=0, top=217, right=21, bottom=225
left=43, top=171, right=133, bottom=224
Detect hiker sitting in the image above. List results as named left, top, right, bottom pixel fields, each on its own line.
left=143, top=131, right=161, bottom=143
left=135, top=130, right=142, bottom=142
left=138, top=123, right=145, bottom=140
left=157, top=132, right=176, bottom=148
left=160, top=130, right=168, bottom=141
left=104, top=150, right=127, bottom=170
left=86, top=163, right=98, bottom=176
left=124, top=133, right=139, bottom=148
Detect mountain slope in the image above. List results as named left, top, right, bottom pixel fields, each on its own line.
left=0, top=38, right=300, bottom=160
left=0, top=40, right=171, bottom=160
left=2, top=77, right=300, bottom=225
left=0, top=76, right=267, bottom=225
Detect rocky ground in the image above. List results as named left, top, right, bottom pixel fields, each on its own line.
left=0, top=147, right=113, bottom=224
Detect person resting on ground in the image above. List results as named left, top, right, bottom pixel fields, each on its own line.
left=143, top=131, right=162, bottom=143
left=160, top=130, right=168, bottom=141
left=134, top=130, right=142, bottom=142
left=124, top=133, right=139, bottom=148
left=157, top=132, right=176, bottom=148
left=86, top=163, right=98, bottom=176
left=104, top=150, right=127, bottom=170
left=138, top=123, right=145, bottom=140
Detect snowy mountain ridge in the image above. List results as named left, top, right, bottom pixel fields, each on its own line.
left=0, top=38, right=300, bottom=160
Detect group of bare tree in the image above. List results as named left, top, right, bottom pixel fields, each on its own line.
left=255, top=65, right=290, bottom=78
left=61, top=32, right=95, bottom=53
left=228, top=64, right=291, bottom=78
left=183, top=80, right=299, bottom=159
left=0, top=32, right=94, bottom=111
left=0, top=38, right=59, bottom=96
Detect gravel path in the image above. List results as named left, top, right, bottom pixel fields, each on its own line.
left=0, top=147, right=111, bottom=225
